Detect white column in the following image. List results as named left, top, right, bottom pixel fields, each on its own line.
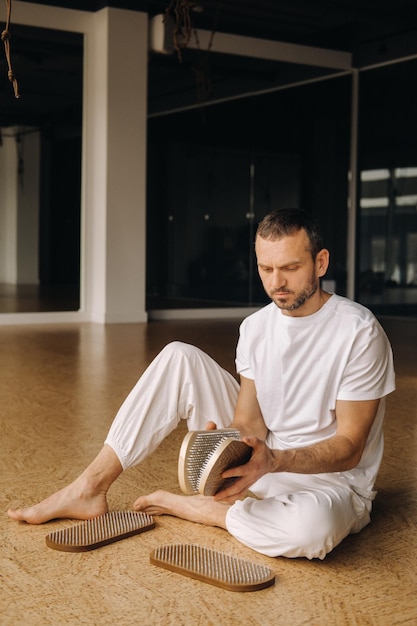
left=0, top=132, right=18, bottom=284
left=0, top=128, right=40, bottom=286
left=84, top=7, right=148, bottom=323
left=17, top=129, right=40, bottom=285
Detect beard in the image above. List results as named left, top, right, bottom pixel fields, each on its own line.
left=269, top=275, right=319, bottom=312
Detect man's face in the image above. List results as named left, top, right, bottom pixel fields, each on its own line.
left=255, top=229, right=329, bottom=317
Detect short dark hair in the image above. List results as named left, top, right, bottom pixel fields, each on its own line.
left=256, top=208, right=324, bottom=259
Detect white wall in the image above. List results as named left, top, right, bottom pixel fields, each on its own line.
left=0, top=2, right=148, bottom=324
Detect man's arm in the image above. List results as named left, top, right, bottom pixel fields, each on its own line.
left=230, top=375, right=268, bottom=440
left=216, top=395, right=380, bottom=502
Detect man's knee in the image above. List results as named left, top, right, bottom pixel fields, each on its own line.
left=279, top=505, right=341, bottom=559
left=159, top=341, right=200, bottom=360
left=227, top=491, right=358, bottom=560
left=160, top=341, right=187, bottom=356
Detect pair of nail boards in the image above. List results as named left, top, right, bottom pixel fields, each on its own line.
left=45, top=510, right=275, bottom=592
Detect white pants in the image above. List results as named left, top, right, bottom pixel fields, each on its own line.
left=105, top=341, right=371, bottom=560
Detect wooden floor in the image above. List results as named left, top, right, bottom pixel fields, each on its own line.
left=1, top=316, right=416, bottom=626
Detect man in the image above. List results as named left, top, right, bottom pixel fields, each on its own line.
left=8, top=208, right=395, bottom=559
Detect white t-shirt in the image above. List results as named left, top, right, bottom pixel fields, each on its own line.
left=235, top=294, right=396, bottom=498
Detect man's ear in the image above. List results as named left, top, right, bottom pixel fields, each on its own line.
left=316, top=248, right=330, bottom=277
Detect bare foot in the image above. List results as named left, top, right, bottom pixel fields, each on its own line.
left=133, top=489, right=230, bottom=529
left=7, top=479, right=109, bottom=524
left=7, top=444, right=122, bottom=524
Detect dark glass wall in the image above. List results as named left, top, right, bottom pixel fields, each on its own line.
left=357, top=59, right=417, bottom=316
left=146, top=75, right=352, bottom=309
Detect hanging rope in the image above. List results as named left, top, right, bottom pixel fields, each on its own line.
left=192, top=1, right=222, bottom=117
left=192, top=3, right=219, bottom=106
left=165, top=0, right=197, bottom=62
left=1, top=0, right=20, bottom=98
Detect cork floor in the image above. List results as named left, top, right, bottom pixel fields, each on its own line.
left=1, top=317, right=416, bottom=626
